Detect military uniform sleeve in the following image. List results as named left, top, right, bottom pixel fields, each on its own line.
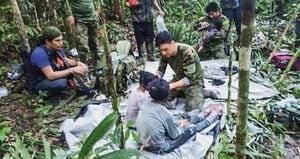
left=182, top=49, right=198, bottom=85
left=157, top=57, right=168, bottom=77
left=211, top=16, right=229, bottom=41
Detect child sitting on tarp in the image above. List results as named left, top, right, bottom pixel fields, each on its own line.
left=136, top=78, right=222, bottom=155
left=126, top=71, right=155, bottom=122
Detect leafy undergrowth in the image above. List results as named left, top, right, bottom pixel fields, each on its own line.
left=0, top=78, right=89, bottom=158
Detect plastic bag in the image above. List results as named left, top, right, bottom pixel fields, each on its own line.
left=156, top=15, right=168, bottom=33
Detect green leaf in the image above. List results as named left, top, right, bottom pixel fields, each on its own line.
left=25, top=27, right=34, bottom=37
left=42, top=135, right=52, bottom=159
left=15, top=134, right=31, bottom=159
left=0, top=25, right=5, bottom=33
left=96, top=149, right=140, bottom=159
left=126, top=120, right=135, bottom=127
left=78, top=111, right=118, bottom=159
left=131, top=131, right=140, bottom=144
left=124, top=129, right=130, bottom=142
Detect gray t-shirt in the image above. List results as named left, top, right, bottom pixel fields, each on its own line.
left=136, top=101, right=182, bottom=149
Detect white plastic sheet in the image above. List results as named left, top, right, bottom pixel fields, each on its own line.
left=156, top=15, right=168, bottom=33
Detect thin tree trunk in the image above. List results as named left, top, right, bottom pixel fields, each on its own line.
left=235, top=0, right=255, bottom=159
left=227, top=45, right=233, bottom=117
left=10, top=0, right=30, bottom=52
left=114, top=0, right=122, bottom=21
left=98, top=1, right=125, bottom=147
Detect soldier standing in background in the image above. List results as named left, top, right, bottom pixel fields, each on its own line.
left=66, top=0, right=102, bottom=67
left=220, top=0, right=241, bottom=37
left=125, top=0, right=165, bottom=62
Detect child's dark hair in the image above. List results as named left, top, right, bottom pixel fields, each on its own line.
left=155, top=31, right=175, bottom=47
left=148, top=78, right=169, bottom=101
left=205, top=2, right=220, bottom=14
left=139, top=71, right=155, bottom=88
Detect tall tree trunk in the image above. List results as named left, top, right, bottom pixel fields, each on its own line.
left=235, top=0, right=255, bottom=159
left=114, top=0, right=122, bottom=21
left=10, top=0, right=30, bottom=52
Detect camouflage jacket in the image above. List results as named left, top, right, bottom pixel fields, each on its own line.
left=66, top=0, right=97, bottom=24
left=220, top=0, right=240, bottom=9
left=157, top=43, right=204, bottom=86
left=198, top=14, right=229, bottom=54
left=129, top=0, right=153, bottom=22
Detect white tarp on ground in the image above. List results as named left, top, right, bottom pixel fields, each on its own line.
left=145, top=59, right=279, bottom=100
left=61, top=101, right=221, bottom=159
left=60, top=59, right=279, bottom=158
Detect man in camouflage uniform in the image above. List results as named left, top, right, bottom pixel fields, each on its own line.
left=155, top=31, right=204, bottom=111
left=125, top=0, right=164, bottom=61
left=66, top=0, right=102, bottom=67
left=196, top=2, right=229, bottom=60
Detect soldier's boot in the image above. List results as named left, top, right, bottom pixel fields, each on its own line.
left=146, top=41, right=155, bottom=61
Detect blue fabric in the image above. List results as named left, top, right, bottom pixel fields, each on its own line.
left=30, top=45, right=68, bottom=92
left=34, top=78, right=68, bottom=92
left=31, top=45, right=66, bottom=69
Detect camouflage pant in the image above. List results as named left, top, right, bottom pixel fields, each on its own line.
left=168, top=83, right=204, bottom=112
left=75, top=21, right=104, bottom=67
left=198, top=44, right=227, bottom=60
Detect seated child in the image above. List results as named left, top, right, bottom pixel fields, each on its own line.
left=136, top=78, right=221, bottom=154
left=126, top=71, right=155, bottom=122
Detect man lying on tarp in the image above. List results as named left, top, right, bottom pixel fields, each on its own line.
left=136, top=78, right=222, bottom=155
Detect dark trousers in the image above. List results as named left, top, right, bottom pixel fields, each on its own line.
left=295, top=20, right=300, bottom=48
left=156, top=119, right=217, bottom=155
left=133, top=22, right=155, bottom=59
left=222, top=8, right=241, bottom=36
left=34, top=78, right=67, bottom=94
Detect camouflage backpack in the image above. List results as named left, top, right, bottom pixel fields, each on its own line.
left=95, top=41, right=140, bottom=97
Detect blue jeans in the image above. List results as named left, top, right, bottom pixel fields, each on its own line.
left=156, top=119, right=212, bottom=154
left=34, top=78, right=67, bottom=93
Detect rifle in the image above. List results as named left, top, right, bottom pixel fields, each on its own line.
left=57, top=53, right=94, bottom=97
left=224, top=19, right=233, bottom=56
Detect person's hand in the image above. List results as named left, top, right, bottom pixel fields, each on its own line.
left=178, top=119, right=190, bottom=127
left=68, top=16, right=75, bottom=26
left=169, top=83, right=175, bottom=90
left=70, top=66, right=86, bottom=76
left=204, top=104, right=222, bottom=114
left=200, top=22, right=209, bottom=28
left=197, top=46, right=203, bottom=52
left=95, top=10, right=100, bottom=21
left=154, top=72, right=161, bottom=78
left=76, top=62, right=88, bottom=72
left=125, top=1, right=130, bottom=7
left=159, top=10, right=165, bottom=17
